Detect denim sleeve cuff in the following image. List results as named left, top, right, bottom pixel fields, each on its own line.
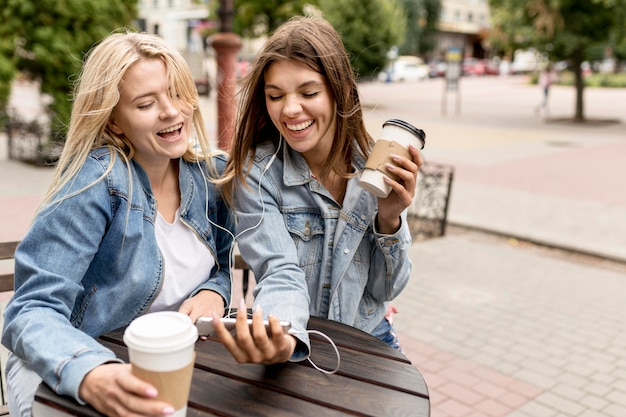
left=373, top=214, right=404, bottom=237
left=191, top=281, right=230, bottom=311
left=289, top=335, right=310, bottom=362
left=59, top=350, right=122, bottom=404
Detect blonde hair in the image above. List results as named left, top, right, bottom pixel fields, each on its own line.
left=41, top=30, right=219, bottom=209
left=220, top=16, right=372, bottom=205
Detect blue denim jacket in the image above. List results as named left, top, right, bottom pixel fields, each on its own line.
left=1, top=147, right=234, bottom=402
left=234, top=142, right=412, bottom=359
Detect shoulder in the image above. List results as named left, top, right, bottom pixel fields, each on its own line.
left=182, top=151, right=229, bottom=178
left=243, top=142, right=282, bottom=178
left=211, top=151, right=229, bottom=174
left=254, top=142, right=280, bottom=164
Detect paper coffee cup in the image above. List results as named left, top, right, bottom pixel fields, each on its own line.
left=123, top=312, right=198, bottom=417
left=359, top=119, right=425, bottom=198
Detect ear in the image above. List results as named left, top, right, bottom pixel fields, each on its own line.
left=108, top=118, right=123, bottom=135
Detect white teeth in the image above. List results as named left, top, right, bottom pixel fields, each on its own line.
left=159, top=123, right=183, bottom=134
left=286, top=120, right=313, bottom=131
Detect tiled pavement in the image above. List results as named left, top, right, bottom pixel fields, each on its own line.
left=2, top=76, right=626, bottom=416
left=357, top=77, right=626, bottom=417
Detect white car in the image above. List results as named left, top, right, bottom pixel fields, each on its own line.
left=378, top=56, right=429, bottom=82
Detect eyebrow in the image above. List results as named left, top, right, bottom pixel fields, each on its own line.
left=264, top=80, right=324, bottom=90
left=130, top=92, right=157, bottom=103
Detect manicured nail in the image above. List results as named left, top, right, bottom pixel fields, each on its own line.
left=146, top=387, right=158, bottom=397
left=162, top=406, right=175, bottom=415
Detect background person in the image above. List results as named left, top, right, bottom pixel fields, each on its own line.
left=215, top=16, right=423, bottom=364
left=1, top=31, right=234, bottom=417
left=536, top=63, right=556, bottom=116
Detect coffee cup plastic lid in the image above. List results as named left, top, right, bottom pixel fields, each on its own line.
left=123, top=311, right=198, bottom=353
left=383, top=119, right=426, bottom=149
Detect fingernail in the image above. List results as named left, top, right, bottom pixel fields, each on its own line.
left=146, top=387, right=158, bottom=397
left=162, top=406, right=175, bottom=415
left=390, top=154, right=400, bottom=160
left=239, top=298, right=246, bottom=311
left=386, top=163, right=395, bottom=170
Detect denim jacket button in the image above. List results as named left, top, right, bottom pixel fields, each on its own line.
left=304, top=226, right=311, bottom=236
left=343, top=249, right=349, bottom=254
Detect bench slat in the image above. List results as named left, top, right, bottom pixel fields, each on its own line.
left=0, top=242, right=19, bottom=261
left=0, top=241, right=18, bottom=294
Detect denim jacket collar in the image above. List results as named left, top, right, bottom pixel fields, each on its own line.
left=281, top=141, right=368, bottom=187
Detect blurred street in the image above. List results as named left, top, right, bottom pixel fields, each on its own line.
left=1, top=75, right=626, bottom=416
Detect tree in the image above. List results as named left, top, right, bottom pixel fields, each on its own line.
left=233, top=0, right=319, bottom=37
left=319, top=0, right=406, bottom=80
left=488, top=0, right=625, bottom=122
left=0, top=0, right=138, bottom=139
left=398, top=0, right=441, bottom=57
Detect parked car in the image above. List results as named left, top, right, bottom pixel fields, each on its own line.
left=428, top=59, right=448, bottom=78
left=378, top=56, right=429, bottom=82
left=462, top=58, right=500, bottom=76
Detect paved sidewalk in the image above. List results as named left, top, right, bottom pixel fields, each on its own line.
left=1, top=76, right=625, bottom=417
left=357, top=77, right=626, bottom=417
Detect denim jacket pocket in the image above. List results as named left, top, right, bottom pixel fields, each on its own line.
left=284, top=212, right=324, bottom=272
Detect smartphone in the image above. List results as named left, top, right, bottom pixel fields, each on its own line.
left=195, top=316, right=292, bottom=337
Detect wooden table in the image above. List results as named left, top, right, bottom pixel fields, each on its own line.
left=33, top=317, right=430, bottom=416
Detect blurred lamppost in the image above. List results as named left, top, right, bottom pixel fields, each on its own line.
left=211, top=0, right=241, bottom=151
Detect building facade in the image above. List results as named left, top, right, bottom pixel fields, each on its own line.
left=435, top=0, right=493, bottom=59
left=136, top=0, right=211, bottom=52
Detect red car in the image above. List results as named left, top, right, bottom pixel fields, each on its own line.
left=462, top=58, right=499, bottom=76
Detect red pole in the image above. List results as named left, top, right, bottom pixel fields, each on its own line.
left=212, top=32, right=242, bottom=151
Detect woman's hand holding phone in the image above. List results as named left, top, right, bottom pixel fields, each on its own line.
left=210, top=299, right=297, bottom=364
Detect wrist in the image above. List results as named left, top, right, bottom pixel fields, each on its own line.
left=375, top=214, right=401, bottom=234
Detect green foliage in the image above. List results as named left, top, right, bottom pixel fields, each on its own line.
left=319, top=0, right=406, bottom=80
left=556, top=71, right=626, bottom=88
left=488, top=0, right=625, bottom=120
left=0, top=0, right=138, bottom=140
left=488, top=0, right=623, bottom=61
left=233, top=0, right=319, bottom=37
left=398, top=0, right=441, bottom=56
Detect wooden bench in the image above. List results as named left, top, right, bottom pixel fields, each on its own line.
left=0, top=241, right=17, bottom=294
left=0, top=240, right=252, bottom=416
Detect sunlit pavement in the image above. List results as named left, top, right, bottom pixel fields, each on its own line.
left=2, top=75, right=626, bottom=416
left=359, top=76, right=626, bottom=417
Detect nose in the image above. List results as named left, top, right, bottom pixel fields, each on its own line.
left=160, top=96, right=180, bottom=119
left=282, top=94, right=302, bottom=117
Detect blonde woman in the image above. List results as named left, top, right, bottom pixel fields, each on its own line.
left=2, top=31, right=234, bottom=416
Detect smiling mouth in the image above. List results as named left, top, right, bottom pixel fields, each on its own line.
left=157, top=123, right=183, bottom=138
left=286, top=120, right=313, bottom=132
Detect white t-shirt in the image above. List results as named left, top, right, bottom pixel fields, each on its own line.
left=148, top=209, right=215, bottom=312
